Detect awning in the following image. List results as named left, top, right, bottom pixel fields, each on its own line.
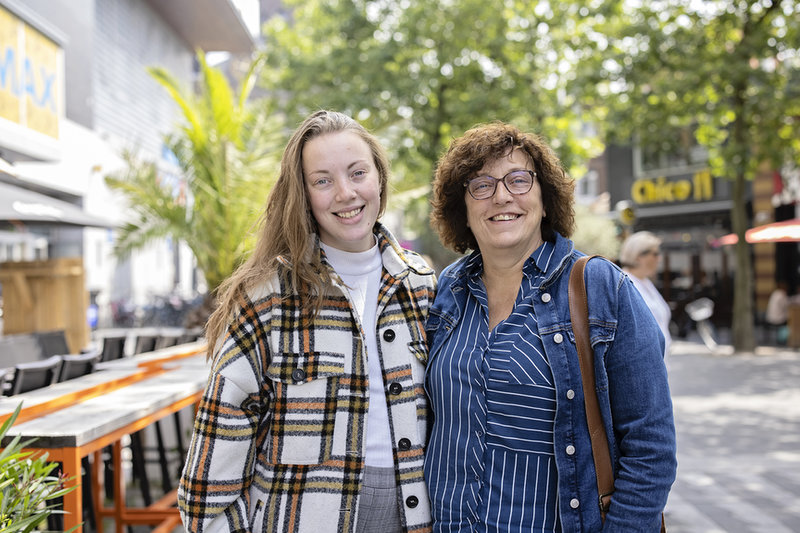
left=0, top=181, right=115, bottom=228
left=712, top=218, right=800, bottom=246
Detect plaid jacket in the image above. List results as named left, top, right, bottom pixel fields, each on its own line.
left=178, top=225, right=436, bottom=533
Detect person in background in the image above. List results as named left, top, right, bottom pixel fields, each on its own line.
left=425, top=121, right=676, bottom=532
left=765, top=280, right=790, bottom=345
left=178, top=110, right=435, bottom=533
left=619, top=231, right=673, bottom=356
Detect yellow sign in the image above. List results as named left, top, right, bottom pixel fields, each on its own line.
left=631, top=169, right=713, bottom=205
left=0, top=5, right=60, bottom=138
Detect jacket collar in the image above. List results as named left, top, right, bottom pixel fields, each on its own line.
left=307, top=222, right=433, bottom=281
left=440, top=232, right=576, bottom=305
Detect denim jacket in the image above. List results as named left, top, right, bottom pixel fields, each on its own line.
left=425, top=233, right=676, bottom=532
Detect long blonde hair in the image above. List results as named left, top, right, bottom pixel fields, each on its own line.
left=204, top=110, right=391, bottom=358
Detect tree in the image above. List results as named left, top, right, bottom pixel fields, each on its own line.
left=106, top=52, right=284, bottom=296
left=258, top=0, right=608, bottom=264
left=595, top=0, right=799, bottom=351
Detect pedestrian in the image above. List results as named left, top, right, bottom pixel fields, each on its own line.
left=178, top=110, right=436, bottom=533
left=425, top=121, right=676, bottom=531
left=765, top=280, right=790, bottom=345
left=619, top=231, right=673, bottom=356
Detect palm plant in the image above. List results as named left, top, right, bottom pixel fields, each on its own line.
left=0, top=403, right=77, bottom=532
left=106, top=51, right=284, bottom=295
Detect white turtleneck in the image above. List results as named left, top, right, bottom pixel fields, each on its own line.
left=320, top=240, right=394, bottom=467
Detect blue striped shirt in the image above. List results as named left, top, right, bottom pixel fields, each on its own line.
left=425, top=241, right=561, bottom=532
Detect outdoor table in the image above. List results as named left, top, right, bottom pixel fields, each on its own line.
left=0, top=342, right=209, bottom=533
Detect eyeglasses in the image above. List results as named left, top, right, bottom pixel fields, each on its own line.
left=464, top=169, right=536, bottom=200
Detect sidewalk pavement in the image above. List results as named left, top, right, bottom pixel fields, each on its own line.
left=663, top=339, right=800, bottom=532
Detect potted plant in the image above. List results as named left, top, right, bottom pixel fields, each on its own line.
left=0, top=403, right=78, bottom=532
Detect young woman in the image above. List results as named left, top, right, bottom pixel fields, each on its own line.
left=178, top=110, right=435, bottom=533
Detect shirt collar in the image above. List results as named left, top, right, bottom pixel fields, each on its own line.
left=463, top=238, right=556, bottom=280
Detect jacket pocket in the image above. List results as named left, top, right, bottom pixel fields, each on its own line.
left=264, top=351, right=345, bottom=465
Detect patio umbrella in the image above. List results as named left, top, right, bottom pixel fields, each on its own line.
left=0, top=180, right=115, bottom=228
left=712, top=218, right=800, bottom=246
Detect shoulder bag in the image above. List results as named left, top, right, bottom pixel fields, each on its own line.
left=568, top=255, right=666, bottom=532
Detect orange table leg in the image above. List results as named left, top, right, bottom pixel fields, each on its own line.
left=60, top=446, right=83, bottom=533
left=112, top=441, right=125, bottom=533
left=91, top=450, right=105, bottom=533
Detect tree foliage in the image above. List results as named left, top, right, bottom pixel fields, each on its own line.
left=258, top=0, right=611, bottom=263
left=106, top=51, right=285, bottom=293
left=594, top=0, right=799, bottom=351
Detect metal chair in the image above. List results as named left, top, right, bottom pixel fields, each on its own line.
left=133, top=334, right=158, bottom=354
left=57, top=352, right=101, bottom=382
left=35, top=330, right=71, bottom=357
left=99, top=335, right=127, bottom=362
left=47, top=351, right=102, bottom=531
left=177, top=329, right=203, bottom=344
left=8, top=355, right=62, bottom=395
left=0, top=370, right=9, bottom=396
left=154, top=334, right=181, bottom=351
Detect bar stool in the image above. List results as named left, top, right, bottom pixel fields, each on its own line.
left=35, top=330, right=71, bottom=357
left=8, top=355, right=62, bottom=395
left=100, top=335, right=127, bottom=362
left=57, top=352, right=101, bottom=382
left=47, top=352, right=102, bottom=531
left=130, top=332, right=185, bottom=504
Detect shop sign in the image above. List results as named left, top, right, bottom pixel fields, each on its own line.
left=631, top=169, right=713, bottom=205
left=0, top=5, right=60, bottom=139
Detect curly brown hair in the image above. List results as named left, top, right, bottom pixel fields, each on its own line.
left=430, top=122, right=575, bottom=254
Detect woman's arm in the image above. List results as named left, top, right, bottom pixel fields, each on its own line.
left=178, top=299, right=268, bottom=532
left=602, top=274, right=677, bottom=531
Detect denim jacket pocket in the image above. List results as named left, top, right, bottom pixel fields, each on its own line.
left=264, top=351, right=345, bottom=465
left=565, top=324, right=614, bottom=391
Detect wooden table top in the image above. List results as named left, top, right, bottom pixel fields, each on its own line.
left=0, top=349, right=210, bottom=448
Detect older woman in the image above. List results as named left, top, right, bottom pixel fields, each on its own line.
left=619, top=231, right=672, bottom=356
left=425, top=122, right=676, bottom=532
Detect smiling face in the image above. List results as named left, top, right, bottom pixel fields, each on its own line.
left=465, top=148, right=545, bottom=261
left=303, top=131, right=381, bottom=252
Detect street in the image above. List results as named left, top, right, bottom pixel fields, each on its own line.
left=663, top=340, right=800, bottom=532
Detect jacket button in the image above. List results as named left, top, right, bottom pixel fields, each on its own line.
left=541, top=293, right=551, bottom=303
left=291, top=368, right=306, bottom=382
left=570, top=498, right=580, bottom=509
left=566, top=445, right=575, bottom=455
left=389, top=382, right=403, bottom=395
left=398, top=438, right=411, bottom=450
left=406, top=495, right=419, bottom=508
left=383, top=329, right=396, bottom=342
left=566, top=389, right=575, bottom=400
left=553, top=333, right=564, bottom=344
left=242, top=398, right=260, bottom=413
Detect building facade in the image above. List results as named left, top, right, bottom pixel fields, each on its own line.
left=0, top=0, right=255, bottom=330
left=607, top=140, right=799, bottom=333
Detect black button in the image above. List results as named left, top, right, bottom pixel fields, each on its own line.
left=398, top=438, right=411, bottom=450
left=382, top=329, right=396, bottom=342
left=291, top=368, right=306, bottom=382
left=405, top=495, right=419, bottom=508
left=389, top=382, right=403, bottom=395
left=242, top=399, right=260, bottom=413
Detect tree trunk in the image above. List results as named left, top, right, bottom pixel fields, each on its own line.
left=731, top=169, right=756, bottom=352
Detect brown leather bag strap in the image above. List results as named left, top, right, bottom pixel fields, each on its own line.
left=568, top=255, right=614, bottom=517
